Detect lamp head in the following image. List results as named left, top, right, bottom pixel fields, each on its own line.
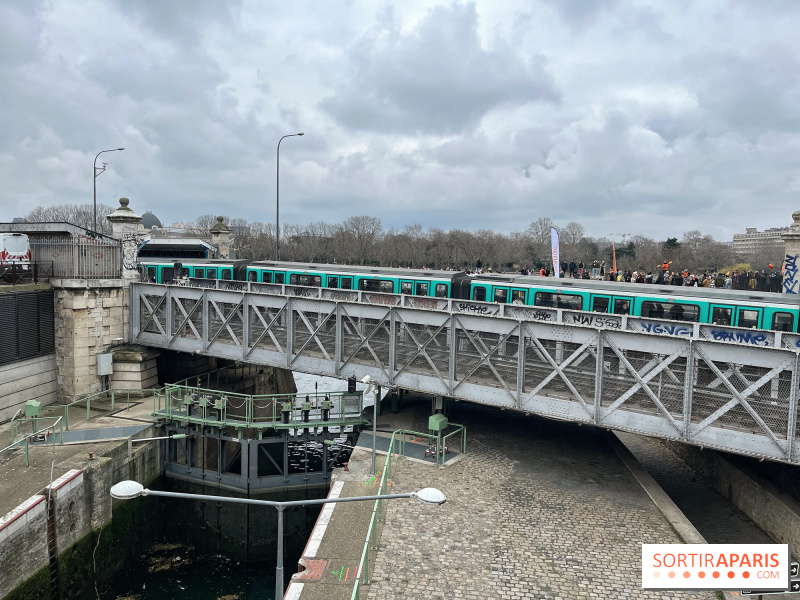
left=360, top=375, right=371, bottom=384
left=117, top=147, right=125, bottom=151
left=411, top=488, right=446, bottom=505
left=110, top=480, right=146, bottom=500
left=297, top=133, right=304, bottom=136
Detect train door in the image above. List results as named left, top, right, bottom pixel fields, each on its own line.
left=735, top=307, right=762, bottom=329
left=327, top=275, right=339, bottom=288
left=400, top=280, right=413, bottom=294
left=415, top=281, right=429, bottom=296
left=510, top=289, right=526, bottom=305
left=274, top=272, right=285, bottom=284
left=710, top=304, right=734, bottom=326
left=492, top=287, right=509, bottom=303
left=340, top=276, right=353, bottom=290
left=591, top=295, right=611, bottom=313
left=261, top=271, right=273, bottom=283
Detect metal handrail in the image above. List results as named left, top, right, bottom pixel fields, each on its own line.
left=0, top=417, right=63, bottom=467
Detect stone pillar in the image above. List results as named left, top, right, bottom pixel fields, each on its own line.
left=209, top=216, right=231, bottom=259
left=109, top=344, right=161, bottom=391
left=781, top=211, right=800, bottom=294
left=106, top=197, right=143, bottom=282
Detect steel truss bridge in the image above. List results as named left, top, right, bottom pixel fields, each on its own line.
left=132, top=281, right=800, bottom=465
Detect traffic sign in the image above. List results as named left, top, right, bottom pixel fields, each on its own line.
left=740, top=578, right=800, bottom=595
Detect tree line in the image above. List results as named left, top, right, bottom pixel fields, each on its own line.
left=23, top=205, right=784, bottom=274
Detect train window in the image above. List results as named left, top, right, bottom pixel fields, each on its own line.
left=275, top=272, right=285, bottom=284
left=416, top=282, right=429, bottom=296
left=511, top=289, right=525, bottom=304
left=359, top=278, right=393, bottom=292
left=163, top=267, right=174, bottom=281
left=206, top=269, right=216, bottom=279
left=534, top=292, right=582, bottom=310
left=290, top=274, right=322, bottom=287
left=328, top=276, right=339, bottom=289
left=147, top=267, right=156, bottom=281
left=222, top=269, right=232, bottom=280
left=247, top=271, right=257, bottom=282
left=592, top=297, right=610, bottom=313
left=494, top=288, right=508, bottom=303
left=642, top=301, right=699, bottom=322
left=195, top=268, right=205, bottom=278
left=341, top=277, right=352, bottom=290
left=472, top=287, right=486, bottom=302
left=738, top=308, right=759, bottom=329
left=401, top=282, right=413, bottom=294
left=772, top=312, right=794, bottom=332
left=711, top=307, right=732, bottom=326
left=613, top=298, right=632, bottom=315
left=262, top=272, right=272, bottom=283
left=436, top=284, right=448, bottom=298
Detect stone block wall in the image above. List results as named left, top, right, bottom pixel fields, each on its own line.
left=0, top=495, right=49, bottom=598
left=52, top=280, right=129, bottom=402
left=0, top=354, right=58, bottom=423
left=109, top=346, right=160, bottom=391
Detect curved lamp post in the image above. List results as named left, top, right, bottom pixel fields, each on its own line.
left=276, top=133, right=303, bottom=260
left=111, top=480, right=445, bottom=599
left=93, top=147, right=125, bottom=233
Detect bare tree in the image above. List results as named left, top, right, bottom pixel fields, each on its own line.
left=26, top=203, right=116, bottom=234
left=342, top=215, right=383, bottom=265
left=561, top=222, right=585, bottom=245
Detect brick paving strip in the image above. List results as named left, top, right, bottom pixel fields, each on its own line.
left=292, top=398, right=729, bottom=600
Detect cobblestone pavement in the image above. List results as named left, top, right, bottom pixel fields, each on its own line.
left=365, top=399, right=718, bottom=600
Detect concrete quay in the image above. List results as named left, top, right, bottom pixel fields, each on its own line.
left=291, top=396, right=730, bottom=600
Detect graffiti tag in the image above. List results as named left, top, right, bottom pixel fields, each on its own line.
left=709, top=329, right=769, bottom=346
left=457, top=302, right=492, bottom=315
left=292, top=287, right=315, bottom=297
left=122, top=232, right=141, bottom=271
left=784, top=253, right=799, bottom=294
left=366, top=294, right=398, bottom=306
left=567, top=314, right=621, bottom=329
left=409, top=298, right=443, bottom=310
left=638, top=322, right=692, bottom=336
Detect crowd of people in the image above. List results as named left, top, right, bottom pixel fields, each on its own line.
left=470, top=257, right=783, bottom=293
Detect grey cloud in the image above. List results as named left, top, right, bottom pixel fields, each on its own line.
left=321, top=2, right=559, bottom=135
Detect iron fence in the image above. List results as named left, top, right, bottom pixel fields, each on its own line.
left=30, top=236, right=120, bottom=279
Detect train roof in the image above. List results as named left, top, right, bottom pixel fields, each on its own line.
left=249, top=260, right=467, bottom=279
left=471, top=273, right=800, bottom=306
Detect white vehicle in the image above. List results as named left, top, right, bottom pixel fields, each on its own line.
left=0, top=233, right=31, bottom=271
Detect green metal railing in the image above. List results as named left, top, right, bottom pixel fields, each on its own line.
left=0, top=416, right=64, bottom=467
left=61, top=387, right=160, bottom=431
left=154, top=384, right=367, bottom=432
left=350, top=425, right=468, bottom=598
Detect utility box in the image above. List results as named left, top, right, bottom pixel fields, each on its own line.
left=98, top=353, right=113, bottom=376
left=25, top=399, right=41, bottom=418
left=428, top=414, right=448, bottom=432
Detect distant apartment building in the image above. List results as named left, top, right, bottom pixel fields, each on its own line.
left=732, top=226, right=788, bottom=254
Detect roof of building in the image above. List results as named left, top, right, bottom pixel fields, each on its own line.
left=141, top=211, right=163, bottom=230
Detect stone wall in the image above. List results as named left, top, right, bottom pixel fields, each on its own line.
left=52, top=280, right=128, bottom=402
left=0, top=354, right=58, bottom=423
left=664, top=441, right=800, bottom=553
left=0, top=426, right=161, bottom=600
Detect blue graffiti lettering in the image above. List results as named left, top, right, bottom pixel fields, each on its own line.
left=709, top=329, right=769, bottom=346
left=784, top=253, right=799, bottom=294
left=639, top=322, right=692, bottom=336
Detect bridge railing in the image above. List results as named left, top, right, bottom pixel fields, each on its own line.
left=152, top=279, right=798, bottom=350
left=156, top=384, right=366, bottom=430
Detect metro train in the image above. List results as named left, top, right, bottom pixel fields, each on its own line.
left=137, top=258, right=800, bottom=333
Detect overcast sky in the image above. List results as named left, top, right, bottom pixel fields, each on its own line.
left=2, top=0, right=799, bottom=241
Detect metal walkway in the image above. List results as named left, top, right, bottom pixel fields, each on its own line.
left=131, top=282, right=800, bottom=465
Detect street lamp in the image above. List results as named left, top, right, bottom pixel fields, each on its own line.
left=276, top=133, right=304, bottom=260
left=110, top=480, right=445, bottom=600
left=93, top=147, right=125, bottom=233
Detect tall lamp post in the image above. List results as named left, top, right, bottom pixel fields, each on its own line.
left=276, top=133, right=303, bottom=260
left=110, top=480, right=445, bottom=600
left=93, top=147, right=125, bottom=233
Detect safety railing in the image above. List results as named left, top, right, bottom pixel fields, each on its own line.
left=30, top=236, right=120, bottom=279
left=61, top=387, right=160, bottom=430
left=154, top=384, right=366, bottom=431
left=0, top=416, right=64, bottom=467
left=0, top=261, right=54, bottom=284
